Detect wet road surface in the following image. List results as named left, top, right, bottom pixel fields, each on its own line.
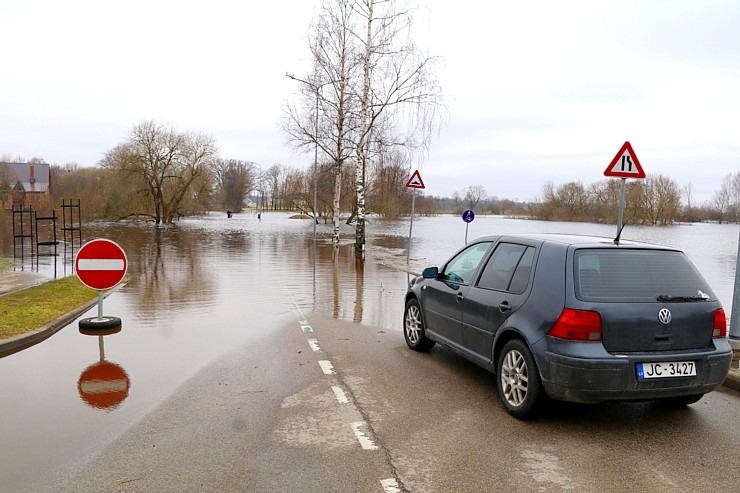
left=55, top=311, right=740, bottom=492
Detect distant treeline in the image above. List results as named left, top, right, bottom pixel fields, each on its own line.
left=2, top=151, right=738, bottom=226
left=421, top=172, right=740, bottom=225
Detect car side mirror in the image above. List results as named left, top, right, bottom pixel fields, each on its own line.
left=422, top=267, right=439, bottom=279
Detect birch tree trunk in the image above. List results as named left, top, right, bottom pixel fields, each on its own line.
left=355, top=0, right=373, bottom=257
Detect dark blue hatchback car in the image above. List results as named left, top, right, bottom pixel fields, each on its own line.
left=403, top=234, right=733, bottom=419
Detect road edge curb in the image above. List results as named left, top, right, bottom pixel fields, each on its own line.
left=723, top=368, right=740, bottom=393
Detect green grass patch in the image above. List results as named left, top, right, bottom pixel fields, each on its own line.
left=0, top=258, right=14, bottom=272
left=0, top=276, right=98, bottom=340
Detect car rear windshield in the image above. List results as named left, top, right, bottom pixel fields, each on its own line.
left=574, top=248, right=715, bottom=302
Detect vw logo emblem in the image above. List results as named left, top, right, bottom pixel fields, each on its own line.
left=658, top=308, right=672, bottom=325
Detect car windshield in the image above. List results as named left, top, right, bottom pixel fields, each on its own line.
left=574, top=249, right=715, bottom=302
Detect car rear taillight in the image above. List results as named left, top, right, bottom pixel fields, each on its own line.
left=713, top=308, right=727, bottom=338
left=549, top=308, right=602, bottom=341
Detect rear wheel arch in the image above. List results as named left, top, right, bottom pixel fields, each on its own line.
left=492, top=329, right=529, bottom=367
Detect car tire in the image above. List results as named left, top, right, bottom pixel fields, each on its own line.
left=497, top=339, right=543, bottom=419
left=657, top=394, right=704, bottom=407
left=79, top=316, right=122, bottom=330
left=403, top=298, right=435, bottom=351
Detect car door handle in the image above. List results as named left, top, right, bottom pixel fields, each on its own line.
left=456, top=292, right=465, bottom=302
left=499, top=301, right=512, bottom=312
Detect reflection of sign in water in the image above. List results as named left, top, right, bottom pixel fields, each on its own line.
left=78, top=361, right=130, bottom=410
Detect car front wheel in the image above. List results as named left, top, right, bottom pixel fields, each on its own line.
left=403, top=298, right=435, bottom=351
left=497, top=339, right=543, bottom=419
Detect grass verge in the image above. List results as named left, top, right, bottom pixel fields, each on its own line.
left=0, top=258, right=14, bottom=272
left=0, top=276, right=97, bottom=340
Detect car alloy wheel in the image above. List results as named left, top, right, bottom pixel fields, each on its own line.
left=497, top=339, right=543, bottom=419
left=501, top=348, right=528, bottom=407
left=403, top=299, right=435, bottom=351
left=405, top=304, right=422, bottom=344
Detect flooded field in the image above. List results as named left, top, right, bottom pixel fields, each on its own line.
left=0, top=212, right=738, bottom=492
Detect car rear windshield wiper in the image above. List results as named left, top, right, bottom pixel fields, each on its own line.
left=657, top=294, right=708, bottom=302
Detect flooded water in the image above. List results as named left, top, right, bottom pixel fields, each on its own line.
left=0, top=212, right=738, bottom=492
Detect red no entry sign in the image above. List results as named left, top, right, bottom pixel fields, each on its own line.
left=75, top=239, right=128, bottom=291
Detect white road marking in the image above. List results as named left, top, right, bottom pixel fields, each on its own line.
left=307, top=339, right=321, bottom=352
left=380, top=478, right=401, bottom=493
left=77, top=259, right=124, bottom=270
left=331, top=386, right=349, bottom=404
left=318, top=360, right=335, bottom=375
left=350, top=421, right=378, bottom=450
left=300, top=324, right=313, bottom=333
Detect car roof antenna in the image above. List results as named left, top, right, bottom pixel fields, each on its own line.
left=614, top=224, right=626, bottom=245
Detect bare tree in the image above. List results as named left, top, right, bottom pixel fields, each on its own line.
left=367, top=150, right=412, bottom=218
left=286, top=0, right=443, bottom=253
left=101, top=121, right=218, bottom=224
left=263, top=164, right=285, bottom=210
left=711, top=173, right=733, bottom=224
left=730, top=171, right=740, bottom=223
left=632, top=174, right=679, bottom=225
left=312, top=0, right=359, bottom=243
left=0, top=162, right=14, bottom=206
left=214, top=159, right=257, bottom=212
left=351, top=0, right=444, bottom=255
left=588, top=179, right=621, bottom=223
left=284, top=0, right=359, bottom=245
left=683, top=182, right=693, bottom=213
left=0, top=161, right=12, bottom=185
left=282, top=166, right=316, bottom=216
left=463, top=185, right=488, bottom=211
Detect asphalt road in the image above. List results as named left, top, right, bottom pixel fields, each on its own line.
left=55, top=309, right=740, bottom=493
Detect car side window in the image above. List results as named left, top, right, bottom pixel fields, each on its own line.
left=442, top=242, right=492, bottom=285
left=477, top=243, right=534, bottom=293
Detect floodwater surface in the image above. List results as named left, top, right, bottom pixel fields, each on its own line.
left=0, top=212, right=737, bottom=492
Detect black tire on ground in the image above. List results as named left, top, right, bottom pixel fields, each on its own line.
left=403, top=298, right=435, bottom=351
left=497, top=339, right=544, bottom=419
left=78, top=316, right=122, bottom=331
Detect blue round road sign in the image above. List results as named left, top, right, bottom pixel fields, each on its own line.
left=462, top=210, right=475, bottom=223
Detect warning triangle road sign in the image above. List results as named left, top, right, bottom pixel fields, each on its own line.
left=604, top=141, right=646, bottom=178
left=405, top=169, right=425, bottom=189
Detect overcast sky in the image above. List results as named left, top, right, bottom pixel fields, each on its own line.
left=1, top=0, right=738, bottom=203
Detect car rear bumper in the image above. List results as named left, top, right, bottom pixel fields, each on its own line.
left=539, top=346, right=733, bottom=404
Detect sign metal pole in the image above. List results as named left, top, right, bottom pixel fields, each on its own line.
left=728, top=227, right=740, bottom=371
left=616, top=178, right=626, bottom=240
left=604, top=142, right=644, bottom=244
left=97, top=291, right=104, bottom=321
left=405, top=169, right=425, bottom=267
left=407, top=189, right=416, bottom=266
